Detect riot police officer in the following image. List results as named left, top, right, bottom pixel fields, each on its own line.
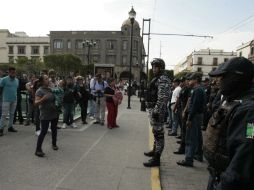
left=204, top=57, right=254, bottom=190
left=143, top=58, right=171, bottom=167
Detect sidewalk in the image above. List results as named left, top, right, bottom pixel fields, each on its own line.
left=160, top=130, right=209, bottom=190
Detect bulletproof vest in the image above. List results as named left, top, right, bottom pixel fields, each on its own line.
left=146, top=76, right=159, bottom=104
left=203, top=99, right=241, bottom=173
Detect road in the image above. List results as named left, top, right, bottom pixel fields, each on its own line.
left=0, top=96, right=151, bottom=190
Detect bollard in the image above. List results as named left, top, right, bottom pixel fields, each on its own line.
left=140, top=97, right=146, bottom=112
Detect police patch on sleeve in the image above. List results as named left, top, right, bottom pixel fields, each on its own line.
left=246, top=122, right=254, bottom=139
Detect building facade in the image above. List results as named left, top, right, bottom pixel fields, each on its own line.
left=50, top=9, right=145, bottom=81
left=0, top=29, right=50, bottom=64
left=236, top=40, right=254, bottom=63
left=174, top=49, right=237, bottom=77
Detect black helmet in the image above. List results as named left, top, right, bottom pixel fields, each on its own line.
left=151, top=58, right=165, bottom=70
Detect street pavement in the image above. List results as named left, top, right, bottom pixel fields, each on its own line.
left=0, top=95, right=211, bottom=190
left=0, top=96, right=151, bottom=190
left=160, top=128, right=209, bottom=190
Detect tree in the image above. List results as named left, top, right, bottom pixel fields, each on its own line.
left=44, top=54, right=83, bottom=76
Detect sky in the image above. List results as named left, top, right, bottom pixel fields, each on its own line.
left=1, top=0, right=254, bottom=69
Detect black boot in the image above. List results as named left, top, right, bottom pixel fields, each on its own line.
left=0, top=129, right=3, bottom=137
left=144, top=150, right=155, bottom=157
left=143, top=153, right=160, bottom=167
left=144, top=144, right=155, bottom=157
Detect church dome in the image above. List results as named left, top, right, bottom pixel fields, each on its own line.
left=121, top=19, right=140, bottom=28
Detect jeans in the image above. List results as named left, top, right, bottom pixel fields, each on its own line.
left=63, top=103, right=74, bottom=125
left=87, top=100, right=95, bottom=116
left=95, top=97, right=106, bottom=123
left=172, top=111, right=181, bottom=134
left=185, top=113, right=204, bottom=163
left=36, top=118, right=58, bottom=151
left=0, top=101, right=17, bottom=129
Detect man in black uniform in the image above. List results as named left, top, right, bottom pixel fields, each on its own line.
left=143, top=58, right=171, bottom=167
left=204, top=57, right=254, bottom=190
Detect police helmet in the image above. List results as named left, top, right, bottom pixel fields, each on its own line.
left=151, top=58, right=165, bottom=70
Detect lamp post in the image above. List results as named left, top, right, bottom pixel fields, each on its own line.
left=127, top=6, right=136, bottom=109
left=83, top=40, right=96, bottom=64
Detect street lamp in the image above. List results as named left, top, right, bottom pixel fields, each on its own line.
left=83, top=40, right=96, bottom=64
left=127, top=6, right=136, bottom=109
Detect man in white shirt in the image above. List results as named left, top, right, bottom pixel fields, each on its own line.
left=91, top=74, right=107, bottom=125
left=168, top=78, right=182, bottom=136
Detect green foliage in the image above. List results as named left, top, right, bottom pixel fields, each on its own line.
left=174, top=70, right=191, bottom=79
left=44, top=54, right=83, bottom=76
left=80, top=64, right=94, bottom=76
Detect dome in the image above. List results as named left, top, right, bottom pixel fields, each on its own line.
left=121, top=19, right=140, bottom=28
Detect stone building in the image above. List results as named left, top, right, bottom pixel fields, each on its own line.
left=0, top=29, right=50, bottom=64
left=236, top=40, right=254, bottom=63
left=174, top=48, right=237, bottom=77
left=50, top=8, right=145, bottom=81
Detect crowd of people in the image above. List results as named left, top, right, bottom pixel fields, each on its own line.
left=144, top=57, right=254, bottom=190
left=0, top=67, right=123, bottom=157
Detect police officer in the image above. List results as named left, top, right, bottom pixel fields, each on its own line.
left=143, top=58, right=171, bottom=167
left=204, top=57, right=254, bottom=190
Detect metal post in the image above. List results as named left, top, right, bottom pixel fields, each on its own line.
left=127, top=18, right=134, bottom=109
left=146, top=19, right=151, bottom=84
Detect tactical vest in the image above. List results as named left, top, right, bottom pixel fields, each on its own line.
left=146, top=76, right=159, bottom=106
left=203, top=99, right=241, bottom=173
left=204, top=93, right=254, bottom=173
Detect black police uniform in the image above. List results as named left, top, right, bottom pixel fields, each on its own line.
left=204, top=57, right=254, bottom=190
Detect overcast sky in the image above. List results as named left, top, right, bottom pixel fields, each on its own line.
left=1, top=0, right=254, bottom=69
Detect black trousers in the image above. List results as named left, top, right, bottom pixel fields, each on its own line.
left=79, top=100, right=88, bottom=123
left=36, top=118, right=58, bottom=151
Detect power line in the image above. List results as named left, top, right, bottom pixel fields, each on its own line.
left=150, top=32, right=213, bottom=38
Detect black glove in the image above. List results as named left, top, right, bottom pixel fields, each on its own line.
left=151, top=111, right=159, bottom=121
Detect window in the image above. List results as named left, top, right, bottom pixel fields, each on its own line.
left=67, top=40, right=71, bottom=49
left=239, top=52, right=242, bottom=57
left=133, top=40, right=138, bottom=50
left=94, top=40, right=100, bottom=49
left=31, top=46, right=39, bottom=54
left=92, top=55, right=100, bottom=63
left=44, top=46, right=49, bottom=54
left=224, top=58, right=228, bottom=62
left=197, top=67, right=202, bottom=72
left=9, top=56, right=14, bottom=63
left=122, top=41, right=128, bottom=50
left=75, top=40, right=83, bottom=49
left=122, top=56, right=127, bottom=65
left=197, top=57, right=202, bottom=65
left=251, top=47, right=254, bottom=55
left=213, top=57, right=218, bottom=66
left=106, top=55, right=116, bottom=64
left=53, top=40, right=63, bottom=49
left=107, top=40, right=116, bottom=50
left=18, top=46, right=26, bottom=54
left=132, top=56, right=138, bottom=65
left=8, top=46, right=14, bottom=54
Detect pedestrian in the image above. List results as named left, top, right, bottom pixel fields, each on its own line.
left=168, top=78, right=182, bottom=136
left=204, top=57, right=254, bottom=190
left=143, top=58, right=171, bottom=167
left=0, top=67, right=19, bottom=136
left=104, top=78, right=121, bottom=129
left=92, top=74, right=107, bottom=126
left=177, top=72, right=206, bottom=167
left=25, top=74, right=37, bottom=126
left=74, top=76, right=89, bottom=124
left=62, top=76, right=77, bottom=128
left=34, top=74, right=59, bottom=157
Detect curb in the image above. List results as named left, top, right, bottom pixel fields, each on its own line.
left=149, top=126, right=162, bottom=190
